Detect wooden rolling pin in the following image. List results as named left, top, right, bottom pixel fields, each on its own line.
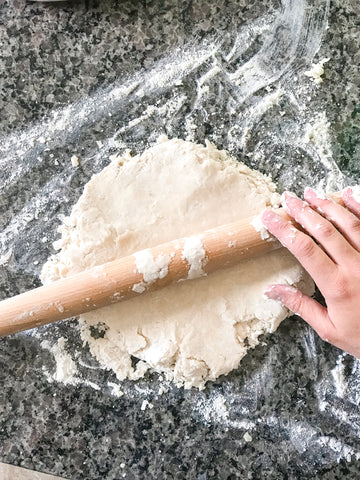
left=0, top=192, right=343, bottom=337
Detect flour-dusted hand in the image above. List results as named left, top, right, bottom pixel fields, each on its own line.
left=261, top=187, right=360, bottom=357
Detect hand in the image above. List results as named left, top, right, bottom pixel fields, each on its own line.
left=261, top=187, right=360, bottom=358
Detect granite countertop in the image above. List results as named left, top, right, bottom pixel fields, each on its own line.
left=1, top=0, right=360, bottom=478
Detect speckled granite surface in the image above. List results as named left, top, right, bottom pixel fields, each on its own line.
left=1, top=0, right=360, bottom=479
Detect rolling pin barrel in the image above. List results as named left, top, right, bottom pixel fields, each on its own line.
left=0, top=211, right=289, bottom=337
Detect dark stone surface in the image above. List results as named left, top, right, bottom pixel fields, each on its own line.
left=1, top=0, right=360, bottom=478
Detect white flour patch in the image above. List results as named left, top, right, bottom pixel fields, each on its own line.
left=251, top=215, right=271, bottom=240
left=195, top=392, right=230, bottom=424
left=41, top=337, right=81, bottom=386
left=331, top=354, right=347, bottom=398
left=182, top=236, right=207, bottom=279
left=303, top=112, right=345, bottom=192
left=134, top=250, right=171, bottom=283
left=194, top=390, right=257, bottom=433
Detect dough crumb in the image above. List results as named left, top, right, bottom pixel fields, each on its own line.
left=243, top=432, right=253, bottom=442
left=132, top=282, right=146, bottom=294
left=108, top=382, right=124, bottom=397
left=140, top=399, right=153, bottom=411
left=158, top=384, right=169, bottom=395
left=85, top=380, right=101, bottom=391
left=304, top=58, right=330, bottom=85
left=71, top=155, right=80, bottom=167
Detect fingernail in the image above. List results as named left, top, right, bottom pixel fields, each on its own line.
left=304, top=187, right=316, bottom=200
left=342, top=186, right=352, bottom=200
left=261, top=209, right=280, bottom=225
left=346, top=186, right=360, bottom=203
left=281, top=191, right=298, bottom=201
left=281, top=192, right=299, bottom=203
left=305, top=187, right=329, bottom=201
left=281, top=191, right=298, bottom=211
left=264, top=285, right=284, bottom=302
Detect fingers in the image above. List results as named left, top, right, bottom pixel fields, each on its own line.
left=264, top=284, right=337, bottom=342
left=282, top=191, right=356, bottom=265
left=304, top=187, right=360, bottom=252
left=261, top=209, right=337, bottom=293
left=342, top=186, right=360, bottom=231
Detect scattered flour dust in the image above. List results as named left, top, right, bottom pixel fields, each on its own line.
left=42, top=337, right=80, bottom=386
left=303, top=112, right=344, bottom=192
left=303, top=112, right=330, bottom=146
left=196, top=391, right=230, bottom=423
left=331, top=353, right=348, bottom=398
left=194, top=390, right=255, bottom=440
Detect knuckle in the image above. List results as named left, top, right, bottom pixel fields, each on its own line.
left=316, top=221, right=336, bottom=238
left=317, top=326, right=335, bottom=344
left=287, top=295, right=303, bottom=315
left=276, top=221, right=291, bottom=235
left=352, top=262, right=360, bottom=278
left=329, top=275, right=350, bottom=300
left=346, top=217, right=360, bottom=234
left=294, top=236, right=316, bottom=258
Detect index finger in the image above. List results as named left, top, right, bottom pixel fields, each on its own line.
left=261, top=209, right=337, bottom=293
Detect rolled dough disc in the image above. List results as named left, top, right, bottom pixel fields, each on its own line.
left=42, top=137, right=314, bottom=389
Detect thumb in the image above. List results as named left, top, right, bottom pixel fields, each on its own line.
left=265, top=284, right=336, bottom=343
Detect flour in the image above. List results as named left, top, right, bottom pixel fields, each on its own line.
left=41, top=337, right=80, bottom=386
left=251, top=215, right=272, bottom=240
left=182, top=236, right=207, bottom=279
left=331, top=354, right=347, bottom=397
left=303, top=113, right=330, bottom=146
left=195, top=392, right=230, bottom=424
left=303, top=112, right=344, bottom=192
left=134, top=250, right=171, bottom=283
left=239, top=89, right=283, bottom=150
